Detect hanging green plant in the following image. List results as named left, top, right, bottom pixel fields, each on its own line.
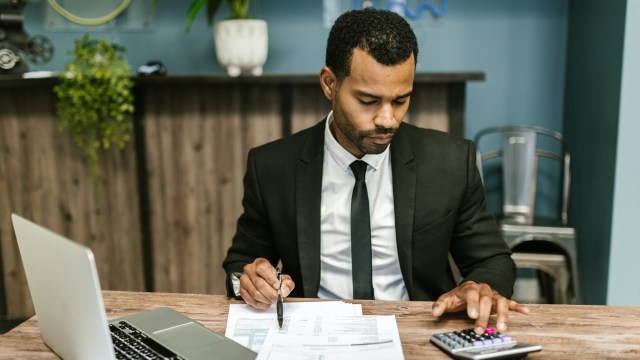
left=54, top=34, right=134, bottom=184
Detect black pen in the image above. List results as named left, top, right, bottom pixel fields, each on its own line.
left=276, top=267, right=283, bottom=328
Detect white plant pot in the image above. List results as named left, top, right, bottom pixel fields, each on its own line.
left=214, top=19, right=268, bottom=77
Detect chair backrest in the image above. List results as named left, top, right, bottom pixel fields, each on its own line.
left=474, top=125, right=570, bottom=225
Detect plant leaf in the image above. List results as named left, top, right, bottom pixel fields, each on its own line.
left=185, top=0, right=210, bottom=32
left=206, top=0, right=224, bottom=25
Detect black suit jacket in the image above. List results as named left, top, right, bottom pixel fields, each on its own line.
left=223, top=120, right=516, bottom=300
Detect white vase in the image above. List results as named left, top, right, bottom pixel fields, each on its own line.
left=214, top=19, right=268, bottom=77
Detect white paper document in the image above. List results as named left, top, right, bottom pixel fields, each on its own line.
left=226, top=301, right=362, bottom=352
left=256, top=315, right=404, bottom=360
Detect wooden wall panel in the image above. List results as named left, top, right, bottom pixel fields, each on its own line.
left=291, top=84, right=331, bottom=133
left=0, top=87, right=144, bottom=317
left=144, top=84, right=282, bottom=295
left=407, top=83, right=450, bottom=132
left=144, top=85, right=218, bottom=294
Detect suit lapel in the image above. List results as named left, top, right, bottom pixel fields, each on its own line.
left=391, top=123, right=416, bottom=299
left=296, top=120, right=326, bottom=297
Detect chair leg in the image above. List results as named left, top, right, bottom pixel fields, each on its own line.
left=537, top=271, right=553, bottom=303
left=511, top=252, right=571, bottom=304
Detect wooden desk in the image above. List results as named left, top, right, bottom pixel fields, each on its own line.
left=1, top=290, right=639, bottom=359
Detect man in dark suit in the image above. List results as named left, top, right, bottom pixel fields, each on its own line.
left=223, top=8, right=528, bottom=334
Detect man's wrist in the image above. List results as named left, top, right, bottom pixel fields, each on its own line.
left=226, top=271, right=243, bottom=300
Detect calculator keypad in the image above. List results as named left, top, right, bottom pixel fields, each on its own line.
left=431, top=327, right=516, bottom=353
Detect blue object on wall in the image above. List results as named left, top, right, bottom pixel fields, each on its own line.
left=352, top=0, right=447, bottom=20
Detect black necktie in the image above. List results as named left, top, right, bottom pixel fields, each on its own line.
left=349, top=160, right=373, bottom=300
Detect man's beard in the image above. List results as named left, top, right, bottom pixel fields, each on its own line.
left=333, top=106, right=397, bottom=155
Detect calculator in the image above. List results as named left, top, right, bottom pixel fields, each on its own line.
left=430, top=326, right=542, bottom=359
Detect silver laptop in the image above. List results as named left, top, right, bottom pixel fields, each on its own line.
left=11, top=213, right=256, bottom=360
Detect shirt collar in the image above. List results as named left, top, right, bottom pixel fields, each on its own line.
left=324, top=111, right=390, bottom=172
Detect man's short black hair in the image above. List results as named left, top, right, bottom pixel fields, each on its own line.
left=326, top=8, right=419, bottom=82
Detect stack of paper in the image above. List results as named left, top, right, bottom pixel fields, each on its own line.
left=225, top=301, right=404, bottom=359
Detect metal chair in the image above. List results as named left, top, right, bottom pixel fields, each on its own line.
left=474, top=125, right=580, bottom=304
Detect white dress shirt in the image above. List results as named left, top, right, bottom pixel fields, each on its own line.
left=317, top=111, right=409, bottom=300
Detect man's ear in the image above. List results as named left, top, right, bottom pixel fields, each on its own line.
left=319, top=66, right=337, bottom=101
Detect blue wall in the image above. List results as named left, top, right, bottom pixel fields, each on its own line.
left=24, top=0, right=569, bottom=140
left=607, top=0, right=640, bottom=306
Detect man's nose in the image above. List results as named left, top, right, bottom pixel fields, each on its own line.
left=374, top=103, right=395, bottom=128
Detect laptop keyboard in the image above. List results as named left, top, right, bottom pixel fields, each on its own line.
left=109, top=321, right=182, bottom=360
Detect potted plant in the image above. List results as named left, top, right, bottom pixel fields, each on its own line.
left=53, top=34, right=134, bottom=184
left=185, top=0, right=268, bottom=77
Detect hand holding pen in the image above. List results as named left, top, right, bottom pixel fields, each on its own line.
left=235, top=258, right=295, bottom=310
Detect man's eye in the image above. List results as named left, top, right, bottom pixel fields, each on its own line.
left=394, top=98, right=408, bottom=105
left=359, top=99, right=377, bottom=105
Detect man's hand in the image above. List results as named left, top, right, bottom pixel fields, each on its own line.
left=432, top=281, right=529, bottom=335
left=239, top=258, right=295, bottom=309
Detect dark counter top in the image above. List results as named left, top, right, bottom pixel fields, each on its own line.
left=0, top=72, right=484, bottom=88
